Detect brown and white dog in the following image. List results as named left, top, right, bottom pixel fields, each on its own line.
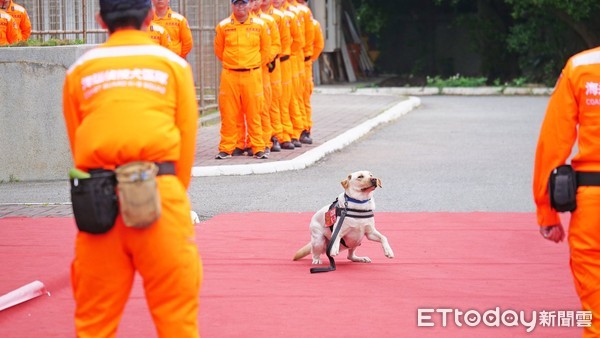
left=293, top=171, right=394, bottom=264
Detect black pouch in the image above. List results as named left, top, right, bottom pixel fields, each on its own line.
left=549, top=164, right=577, bottom=212
left=70, top=170, right=118, bottom=234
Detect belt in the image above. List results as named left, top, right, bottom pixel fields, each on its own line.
left=156, top=162, right=176, bottom=176
left=229, top=67, right=259, bottom=72
left=91, top=162, right=175, bottom=176
left=304, top=56, right=311, bottom=62
left=280, top=55, right=290, bottom=62
left=577, top=172, right=600, bottom=186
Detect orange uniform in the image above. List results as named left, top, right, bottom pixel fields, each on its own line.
left=0, top=9, right=19, bottom=45
left=215, top=13, right=270, bottom=155
left=283, top=6, right=305, bottom=141
left=259, top=10, right=281, bottom=149
left=302, top=18, right=323, bottom=133
left=1, top=1, right=30, bottom=41
left=63, top=29, right=201, bottom=337
left=147, top=22, right=172, bottom=49
left=152, top=7, right=193, bottom=58
left=269, top=6, right=293, bottom=144
left=533, top=46, right=600, bottom=337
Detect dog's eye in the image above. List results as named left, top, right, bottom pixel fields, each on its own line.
left=358, top=175, right=364, bottom=179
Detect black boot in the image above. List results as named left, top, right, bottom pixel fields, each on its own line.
left=299, top=130, right=313, bottom=144
left=271, top=136, right=281, bottom=152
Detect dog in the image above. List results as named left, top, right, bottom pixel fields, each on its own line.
left=293, top=170, right=394, bottom=265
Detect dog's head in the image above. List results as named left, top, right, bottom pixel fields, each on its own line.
left=341, top=171, right=382, bottom=200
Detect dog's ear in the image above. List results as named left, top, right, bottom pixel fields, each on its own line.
left=377, top=178, right=382, bottom=188
left=341, top=178, right=350, bottom=190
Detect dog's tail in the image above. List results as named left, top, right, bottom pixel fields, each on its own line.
left=293, top=242, right=311, bottom=261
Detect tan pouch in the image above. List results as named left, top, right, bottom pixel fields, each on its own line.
left=115, top=161, right=161, bottom=228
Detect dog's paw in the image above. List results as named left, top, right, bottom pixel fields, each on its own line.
left=312, top=258, right=322, bottom=265
left=349, top=255, right=372, bottom=263
left=384, top=246, right=394, bottom=259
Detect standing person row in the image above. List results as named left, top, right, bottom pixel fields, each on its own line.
left=62, top=0, right=202, bottom=336
left=214, top=0, right=271, bottom=159
left=151, top=0, right=193, bottom=58
left=0, top=0, right=29, bottom=43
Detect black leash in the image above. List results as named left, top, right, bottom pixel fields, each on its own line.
left=310, top=200, right=348, bottom=274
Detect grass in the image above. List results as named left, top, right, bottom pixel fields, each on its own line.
left=1, top=38, right=85, bottom=47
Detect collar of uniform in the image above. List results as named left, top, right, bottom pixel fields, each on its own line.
left=104, top=29, right=155, bottom=47
left=230, top=13, right=255, bottom=25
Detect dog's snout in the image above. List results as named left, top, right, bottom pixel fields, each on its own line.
left=370, top=178, right=377, bottom=185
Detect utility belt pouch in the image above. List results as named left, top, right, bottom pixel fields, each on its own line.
left=549, top=164, right=577, bottom=212
left=70, top=170, right=118, bottom=234
left=115, top=161, right=161, bottom=228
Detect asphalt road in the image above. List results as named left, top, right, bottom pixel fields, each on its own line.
left=0, top=95, right=549, bottom=220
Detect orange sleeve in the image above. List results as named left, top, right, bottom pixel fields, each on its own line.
left=268, top=17, right=281, bottom=60
left=7, top=16, right=19, bottom=44
left=311, top=20, right=324, bottom=61
left=288, top=12, right=304, bottom=54
left=179, top=18, right=193, bottom=58
left=214, top=23, right=224, bottom=62
left=533, top=63, right=579, bottom=226
left=20, top=9, right=31, bottom=40
left=174, top=64, right=199, bottom=188
left=275, top=10, right=291, bottom=56
left=260, top=19, right=271, bottom=66
left=62, top=74, right=81, bottom=160
left=302, top=9, right=314, bottom=57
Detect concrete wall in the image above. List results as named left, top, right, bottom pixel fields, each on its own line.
left=0, top=45, right=93, bottom=182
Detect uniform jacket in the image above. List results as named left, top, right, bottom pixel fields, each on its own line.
left=152, top=7, right=193, bottom=58
left=269, top=7, right=291, bottom=57
left=63, top=30, right=198, bottom=188
left=0, top=9, right=19, bottom=45
left=534, top=46, right=600, bottom=226
left=148, top=22, right=172, bottom=50
left=311, top=19, right=324, bottom=62
left=214, top=13, right=271, bottom=70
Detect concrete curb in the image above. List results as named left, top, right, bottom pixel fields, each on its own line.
left=314, top=86, right=552, bottom=96
left=191, top=96, right=421, bottom=177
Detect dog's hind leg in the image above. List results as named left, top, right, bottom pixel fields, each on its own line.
left=347, top=248, right=372, bottom=263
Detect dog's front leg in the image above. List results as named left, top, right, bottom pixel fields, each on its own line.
left=366, top=229, right=395, bottom=259
left=329, top=222, right=343, bottom=257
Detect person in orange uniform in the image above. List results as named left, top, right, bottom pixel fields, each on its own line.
left=270, top=0, right=295, bottom=150
left=251, top=0, right=281, bottom=155
left=0, top=8, right=18, bottom=45
left=533, top=46, right=600, bottom=337
left=151, top=0, right=193, bottom=58
left=147, top=22, right=172, bottom=49
left=283, top=1, right=305, bottom=148
left=62, top=0, right=201, bottom=336
left=261, top=0, right=284, bottom=152
left=0, top=0, right=30, bottom=41
left=296, top=0, right=315, bottom=144
left=214, top=0, right=271, bottom=159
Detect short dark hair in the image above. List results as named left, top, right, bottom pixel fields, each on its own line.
left=100, top=7, right=150, bottom=33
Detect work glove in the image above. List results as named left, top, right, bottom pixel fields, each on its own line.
left=268, top=59, right=276, bottom=73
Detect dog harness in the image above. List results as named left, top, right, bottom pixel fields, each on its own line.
left=311, top=195, right=374, bottom=274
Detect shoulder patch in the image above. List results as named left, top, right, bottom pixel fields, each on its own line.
left=171, top=12, right=184, bottom=21
left=253, top=17, right=265, bottom=25
left=0, top=12, right=12, bottom=20
left=219, top=18, right=231, bottom=27
left=13, top=4, right=26, bottom=13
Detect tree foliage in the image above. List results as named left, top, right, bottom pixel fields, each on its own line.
left=352, top=0, right=600, bottom=85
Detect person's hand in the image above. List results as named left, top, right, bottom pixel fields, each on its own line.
left=539, top=224, right=565, bottom=243
left=268, top=60, right=276, bottom=73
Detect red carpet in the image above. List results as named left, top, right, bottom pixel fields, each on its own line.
left=0, top=213, right=581, bottom=337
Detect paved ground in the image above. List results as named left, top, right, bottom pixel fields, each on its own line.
left=0, top=90, right=412, bottom=217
